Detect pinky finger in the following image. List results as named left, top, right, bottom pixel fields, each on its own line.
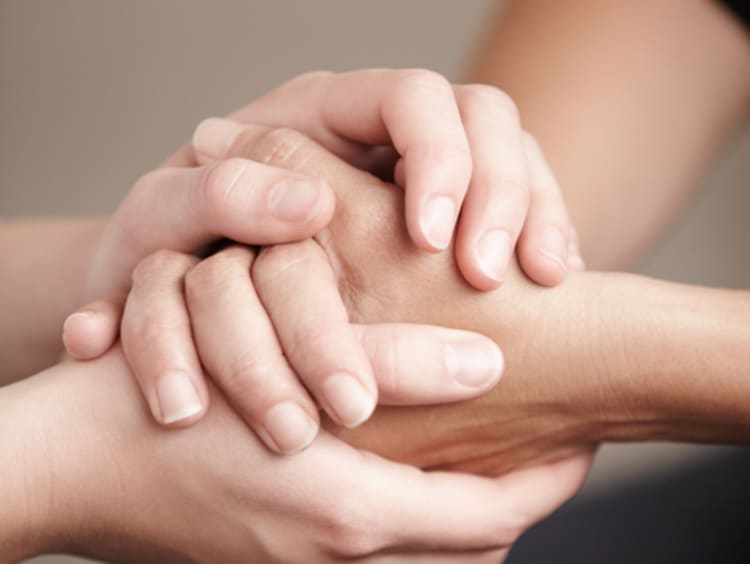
left=516, top=134, right=571, bottom=287
left=62, top=295, right=126, bottom=360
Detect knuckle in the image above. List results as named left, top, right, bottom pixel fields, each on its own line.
left=462, top=84, right=520, bottom=125
left=185, top=247, right=253, bottom=300
left=247, top=127, right=315, bottom=171
left=199, top=158, right=248, bottom=213
left=362, top=328, right=400, bottom=395
left=322, top=496, right=380, bottom=558
left=220, top=352, right=276, bottom=399
left=288, top=69, right=334, bottom=88
left=131, top=250, right=193, bottom=286
left=397, top=68, right=452, bottom=94
left=252, top=243, right=315, bottom=290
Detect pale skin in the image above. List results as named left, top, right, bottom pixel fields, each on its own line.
left=81, top=123, right=750, bottom=479
left=2, top=0, right=750, bottom=560
left=0, top=69, right=585, bottom=561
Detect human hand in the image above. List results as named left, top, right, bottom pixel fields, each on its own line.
left=67, top=243, right=503, bottom=454
left=205, top=69, right=585, bottom=288
left=181, top=122, right=602, bottom=475
left=2, top=350, right=591, bottom=563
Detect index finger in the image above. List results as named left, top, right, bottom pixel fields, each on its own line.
left=228, top=69, right=473, bottom=252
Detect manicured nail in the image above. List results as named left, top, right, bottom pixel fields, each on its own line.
left=192, top=117, right=244, bottom=160
left=421, top=196, right=457, bottom=250
left=476, top=229, right=512, bottom=282
left=263, top=401, right=318, bottom=455
left=538, top=227, right=568, bottom=271
left=156, top=370, right=203, bottom=425
left=445, top=339, right=504, bottom=388
left=323, top=373, right=376, bottom=428
left=268, top=179, right=323, bottom=222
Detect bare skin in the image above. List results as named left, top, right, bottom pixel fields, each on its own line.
left=467, top=0, right=750, bottom=269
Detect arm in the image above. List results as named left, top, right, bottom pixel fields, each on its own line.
left=0, top=350, right=588, bottom=562
left=210, top=122, right=750, bottom=474
left=468, top=0, right=750, bottom=268
left=0, top=218, right=103, bottom=383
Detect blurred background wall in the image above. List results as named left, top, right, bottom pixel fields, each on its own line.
left=1, top=1, right=747, bottom=562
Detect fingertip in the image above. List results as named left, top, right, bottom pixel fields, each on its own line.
left=521, top=252, right=567, bottom=287
left=261, top=401, right=320, bottom=455
left=62, top=311, right=116, bottom=360
left=418, top=195, right=458, bottom=252
left=153, top=370, right=206, bottom=427
left=192, top=117, right=245, bottom=164
left=322, top=372, right=377, bottom=429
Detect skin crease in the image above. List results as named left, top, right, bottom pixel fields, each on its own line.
left=228, top=126, right=600, bottom=475
left=224, top=125, right=750, bottom=476
left=0, top=350, right=591, bottom=563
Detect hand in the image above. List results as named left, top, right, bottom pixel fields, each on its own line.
left=66, top=244, right=503, bottom=454
left=65, top=70, right=576, bottom=440
left=3, top=350, right=591, bottom=563
left=187, top=122, right=601, bottom=475
left=205, top=68, right=585, bottom=288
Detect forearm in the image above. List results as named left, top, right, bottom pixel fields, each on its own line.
left=490, top=271, right=750, bottom=445
left=468, top=0, right=750, bottom=268
left=0, top=374, right=70, bottom=561
left=0, top=218, right=104, bottom=384
left=580, top=273, right=750, bottom=442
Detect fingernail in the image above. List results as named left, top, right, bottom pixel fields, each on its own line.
left=445, top=339, right=504, bottom=388
left=192, top=117, right=244, bottom=160
left=62, top=311, right=94, bottom=331
left=421, top=196, right=456, bottom=250
left=156, top=370, right=203, bottom=425
left=263, top=401, right=318, bottom=455
left=476, top=229, right=512, bottom=282
left=538, top=227, right=568, bottom=271
left=323, top=373, right=376, bottom=428
left=268, top=178, right=323, bottom=222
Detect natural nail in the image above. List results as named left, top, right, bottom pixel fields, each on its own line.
left=62, top=311, right=94, bottom=332
left=539, top=227, right=568, bottom=270
left=156, top=370, right=203, bottom=425
left=263, top=401, right=318, bottom=455
left=268, top=179, right=323, bottom=222
left=323, top=373, right=376, bottom=428
left=476, top=229, right=512, bottom=282
left=421, top=196, right=457, bottom=250
left=192, top=117, right=244, bottom=160
left=445, top=339, right=504, bottom=388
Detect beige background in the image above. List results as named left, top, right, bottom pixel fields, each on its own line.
left=1, top=1, right=747, bottom=562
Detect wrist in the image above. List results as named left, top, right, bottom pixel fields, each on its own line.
left=0, top=356, right=147, bottom=561
left=586, top=275, right=750, bottom=443
left=0, top=376, right=76, bottom=560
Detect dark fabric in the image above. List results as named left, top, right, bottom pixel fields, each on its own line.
left=507, top=448, right=750, bottom=564
left=719, top=0, right=750, bottom=30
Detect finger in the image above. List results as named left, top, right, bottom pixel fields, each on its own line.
left=252, top=239, right=378, bottom=429
left=516, top=133, right=572, bottom=286
left=370, top=451, right=592, bottom=551
left=352, top=323, right=503, bottom=405
left=184, top=245, right=320, bottom=455
left=207, top=68, right=474, bottom=252
left=452, top=84, right=530, bottom=290
left=62, top=295, right=125, bottom=360
left=121, top=250, right=208, bottom=427
left=94, top=156, right=335, bottom=297
left=347, top=448, right=589, bottom=553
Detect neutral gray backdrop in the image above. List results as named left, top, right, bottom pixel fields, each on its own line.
left=1, top=2, right=747, bottom=563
